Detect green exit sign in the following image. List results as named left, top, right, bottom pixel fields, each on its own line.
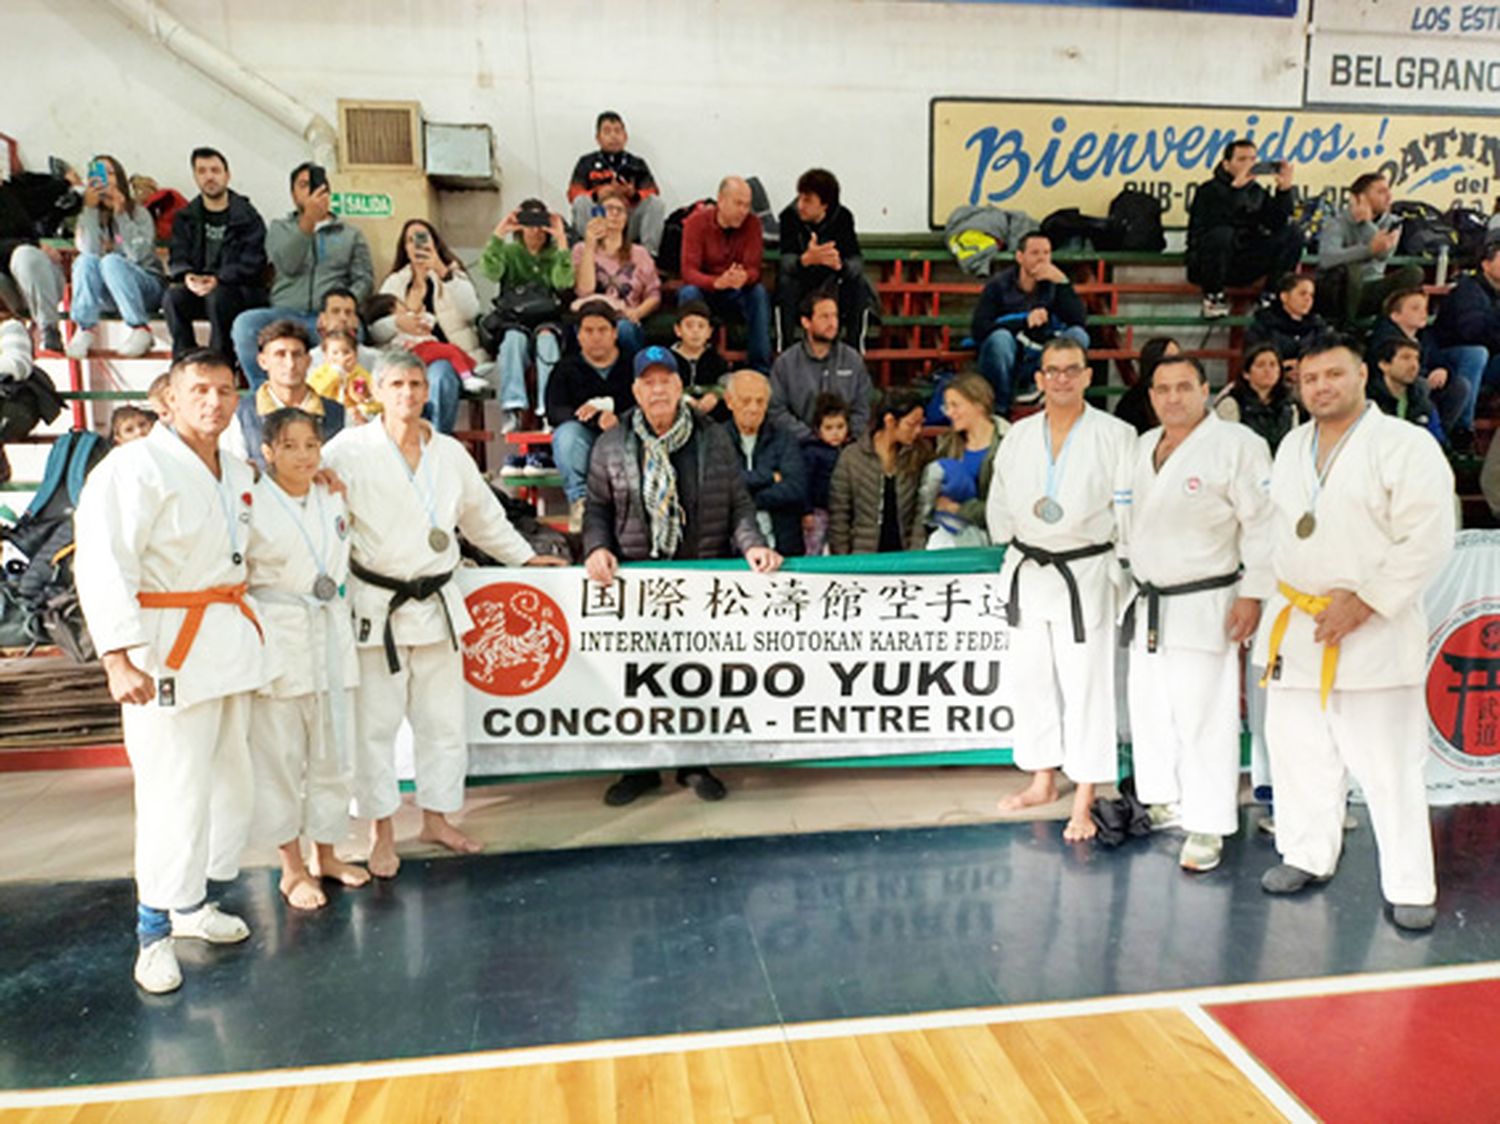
left=331, top=191, right=394, bottom=218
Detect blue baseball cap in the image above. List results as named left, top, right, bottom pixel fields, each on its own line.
left=632, top=345, right=680, bottom=379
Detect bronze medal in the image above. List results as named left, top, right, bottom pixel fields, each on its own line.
left=1295, top=512, right=1317, bottom=539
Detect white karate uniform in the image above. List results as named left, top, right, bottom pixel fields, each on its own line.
left=74, top=425, right=269, bottom=911
left=322, top=422, right=535, bottom=820
left=986, top=404, right=1134, bottom=783
left=1120, top=414, right=1274, bottom=836
left=1251, top=405, right=1455, bottom=906
left=245, top=477, right=359, bottom=846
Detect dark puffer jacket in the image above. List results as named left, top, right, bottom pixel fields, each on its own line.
left=827, top=434, right=930, bottom=555
left=583, top=409, right=764, bottom=562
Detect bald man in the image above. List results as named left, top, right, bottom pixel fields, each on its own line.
left=679, top=176, right=771, bottom=372
left=723, top=368, right=808, bottom=556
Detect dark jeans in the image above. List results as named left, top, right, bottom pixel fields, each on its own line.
left=678, top=283, right=772, bottom=372
left=163, top=281, right=265, bottom=363
left=776, top=257, right=868, bottom=352
left=1187, top=225, right=1304, bottom=296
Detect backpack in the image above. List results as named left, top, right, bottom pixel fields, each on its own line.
left=1392, top=201, right=1458, bottom=258
left=1291, top=194, right=1338, bottom=251
left=1, top=429, right=108, bottom=607
left=1107, top=189, right=1166, bottom=252
left=656, top=198, right=714, bottom=277
left=1447, top=204, right=1492, bottom=268
left=1040, top=208, right=1124, bottom=252
left=0, top=365, right=62, bottom=444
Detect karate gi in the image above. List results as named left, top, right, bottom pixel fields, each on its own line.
left=1121, top=414, right=1274, bottom=836
left=322, top=422, right=535, bottom=820
left=245, top=477, right=359, bottom=846
left=1251, top=404, right=1454, bottom=906
left=74, top=424, right=269, bottom=913
left=986, top=405, right=1135, bottom=783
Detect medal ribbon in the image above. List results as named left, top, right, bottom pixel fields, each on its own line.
left=1305, top=403, right=1371, bottom=521
left=1041, top=408, right=1085, bottom=509
left=264, top=477, right=331, bottom=584
left=383, top=426, right=442, bottom=535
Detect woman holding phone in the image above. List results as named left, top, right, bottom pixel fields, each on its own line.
left=65, top=154, right=167, bottom=359
left=571, top=183, right=660, bottom=358
left=378, top=218, right=488, bottom=433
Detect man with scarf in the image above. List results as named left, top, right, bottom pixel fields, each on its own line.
left=583, top=346, right=782, bottom=806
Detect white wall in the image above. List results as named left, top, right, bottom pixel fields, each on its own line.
left=2, top=0, right=1309, bottom=242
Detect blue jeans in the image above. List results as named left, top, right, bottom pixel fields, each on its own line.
left=552, top=419, right=597, bottom=503
left=615, top=317, right=646, bottom=360
left=978, top=324, right=1090, bottom=411
left=1435, top=346, right=1487, bottom=432
left=233, top=307, right=320, bottom=388
left=422, top=359, right=461, bottom=434
left=678, top=283, right=771, bottom=372
left=70, top=253, right=164, bottom=329
left=498, top=326, right=563, bottom=411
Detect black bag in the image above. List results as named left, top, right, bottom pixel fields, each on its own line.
left=656, top=198, right=713, bottom=277
left=1393, top=200, right=1458, bottom=258
left=1040, top=207, right=1124, bottom=252
left=0, top=365, right=62, bottom=443
left=478, top=283, right=562, bottom=353
left=1089, top=775, right=1152, bottom=847
left=1108, top=189, right=1166, bottom=252
left=1447, top=204, right=1492, bottom=268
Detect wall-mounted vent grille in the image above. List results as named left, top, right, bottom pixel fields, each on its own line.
left=337, top=100, right=422, bottom=170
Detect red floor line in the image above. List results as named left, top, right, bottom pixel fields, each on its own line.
left=0, top=744, right=127, bottom=771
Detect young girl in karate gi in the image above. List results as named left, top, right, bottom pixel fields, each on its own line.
left=247, top=407, right=370, bottom=909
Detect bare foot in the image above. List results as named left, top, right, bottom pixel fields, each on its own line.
left=280, top=873, right=327, bottom=911
left=368, top=819, right=401, bottom=879
left=419, top=811, right=483, bottom=855
left=1062, top=783, right=1097, bottom=842
left=311, top=845, right=371, bottom=888
left=998, top=770, right=1059, bottom=813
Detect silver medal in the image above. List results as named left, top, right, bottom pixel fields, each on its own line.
left=313, top=574, right=338, bottom=601
left=428, top=527, right=451, bottom=552
left=1033, top=497, right=1064, bottom=524
left=1295, top=512, right=1317, bottom=539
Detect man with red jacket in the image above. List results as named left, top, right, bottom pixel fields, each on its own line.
left=678, top=176, right=771, bottom=373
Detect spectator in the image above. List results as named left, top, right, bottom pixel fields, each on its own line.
left=768, top=289, right=873, bottom=442
left=801, top=394, right=851, bottom=555
left=1317, top=172, right=1424, bottom=326
left=0, top=163, right=72, bottom=353
left=1186, top=140, right=1302, bottom=319
left=1480, top=423, right=1500, bottom=517
left=1113, top=336, right=1180, bottom=434
left=1432, top=241, right=1500, bottom=413
left=777, top=168, right=866, bottom=350
left=679, top=176, right=772, bottom=372
left=1368, top=287, right=1473, bottom=450
left=828, top=390, right=931, bottom=554
left=571, top=183, right=661, bottom=358
left=232, top=162, right=374, bottom=388
left=920, top=373, right=1009, bottom=548
left=544, top=300, right=634, bottom=531
left=671, top=300, right=729, bottom=420
left=309, top=287, right=380, bottom=371
left=969, top=232, right=1088, bottom=412
left=722, top=368, right=808, bottom=556
left=379, top=217, right=489, bottom=401
left=224, top=318, right=344, bottom=466
left=1367, top=337, right=1444, bottom=443
left=567, top=111, right=665, bottom=255
left=162, top=147, right=267, bottom=362
left=146, top=371, right=171, bottom=424
left=1245, top=273, right=1329, bottom=360
left=479, top=199, right=573, bottom=430
left=65, top=154, right=166, bottom=360
left=361, top=293, right=473, bottom=435
left=307, top=327, right=377, bottom=422
left=584, top=345, right=779, bottom=807
left=1213, top=342, right=1302, bottom=453
left=109, top=403, right=156, bottom=444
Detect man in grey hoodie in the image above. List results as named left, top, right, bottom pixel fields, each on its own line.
left=1317, top=172, right=1423, bottom=327
left=230, top=162, right=373, bottom=387
left=767, top=290, right=872, bottom=443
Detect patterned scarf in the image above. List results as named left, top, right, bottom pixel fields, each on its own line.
left=632, top=402, right=694, bottom=559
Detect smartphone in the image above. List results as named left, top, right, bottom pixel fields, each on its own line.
left=87, top=158, right=109, bottom=188
left=1250, top=160, right=1280, bottom=176
left=412, top=228, right=432, bottom=247
left=306, top=164, right=328, bottom=192
left=590, top=203, right=606, bottom=219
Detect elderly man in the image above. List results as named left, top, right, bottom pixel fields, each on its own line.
left=323, top=350, right=565, bottom=878
left=1253, top=337, right=1454, bottom=931
left=679, top=176, right=771, bottom=372
left=585, top=345, right=782, bottom=806
left=223, top=318, right=344, bottom=467
left=724, top=368, right=808, bottom=556
left=1123, top=354, right=1273, bottom=873
left=768, top=289, right=872, bottom=442
left=75, top=348, right=270, bottom=993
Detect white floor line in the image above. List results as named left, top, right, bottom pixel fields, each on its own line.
left=1180, top=1003, right=1317, bottom=1124
left=3, top=958, right=1497, bottom=1109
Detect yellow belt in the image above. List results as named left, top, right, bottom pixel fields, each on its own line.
left=1259, top=581, right=1338, bottom=708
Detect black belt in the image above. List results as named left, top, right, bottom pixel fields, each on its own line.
left=1122, top=568, right=1243, bottom=653
left=1007, top=539, right=1115, bottom=644
left=349, top=559, right=457, bottom=674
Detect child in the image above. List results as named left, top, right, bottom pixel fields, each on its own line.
left=802, top=393, right=850, bottom=555
left=109, top=403, right=155, bottom=444
left=246, top=407, right=369, bottom=910
left=361, top=293, right=478, bottom=379
left=671, top=299, right=730, bottom=423
left=146, top=372, right=172, bottom=426
left=308, top=328, right=378, bottom=421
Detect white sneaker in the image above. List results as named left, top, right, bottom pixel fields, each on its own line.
left=1179, top=832, right=1223, bottom=872
left=568, top=497, right=586, bottom=534
left=64, top=329, right=95, bottom=359
left=1148, top=803, right=1181, bottom=832
left=461, top=374, right=491, bottom=393
left=134, top=938, right=183, bottom=994
left=1201, top=295, right=1230, bottom=320
left=171, top=902, right=250, bottom=944
left=497, top=408, right=519, bottom=435
left=118, top=326, right=155, bottom=358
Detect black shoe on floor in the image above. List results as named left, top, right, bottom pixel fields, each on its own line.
left=41, top=325, right=64, bottom=354
left=604, top=770, right=662, bottom=806
left=1450, top=427, right=1476, bottom=456
left=677, top=767, right=727, bottom=802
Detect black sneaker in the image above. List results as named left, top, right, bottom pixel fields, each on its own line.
left=1450, top=427, right=1476, bottom=456
left=604, top=770, right=662, bottom=806
left=677, top=767, right=727, bottom=801
left=41, top=325, right=64, bottom=354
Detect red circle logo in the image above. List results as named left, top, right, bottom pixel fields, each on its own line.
left=462, top=582, right=569, bottom=696
left=1426, top=613, right=1500, bottom=760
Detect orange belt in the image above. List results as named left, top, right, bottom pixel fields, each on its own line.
left=1259, top=581, right=1338, bottom=709
left=137, top=583, right=264, bottom=670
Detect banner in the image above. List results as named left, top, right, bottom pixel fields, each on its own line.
left=455, top=561, right=1015, bottom=773
left=929, top=98, right=1500, bottom=227
left=1424, top=530, right=1500, bottom=804
left=936, top=0, right=1295, bottom=12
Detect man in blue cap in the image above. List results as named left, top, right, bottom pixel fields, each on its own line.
left=584, top=344, right=783, bottom=805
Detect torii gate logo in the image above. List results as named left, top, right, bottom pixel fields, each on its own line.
left=462, top=582, right=569, bottom=696
left=1426, top=611, right=1500, bottom=767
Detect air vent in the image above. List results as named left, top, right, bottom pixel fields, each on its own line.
left=337, top=100, right=422, bottom=170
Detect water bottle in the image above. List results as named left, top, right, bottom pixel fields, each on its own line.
left=1436, top=244, right=1450, bottom=287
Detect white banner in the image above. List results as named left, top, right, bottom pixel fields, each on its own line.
left=1424, top=530, right=1500, bottom=804
left=454, top=566, right=1016, bottom=772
